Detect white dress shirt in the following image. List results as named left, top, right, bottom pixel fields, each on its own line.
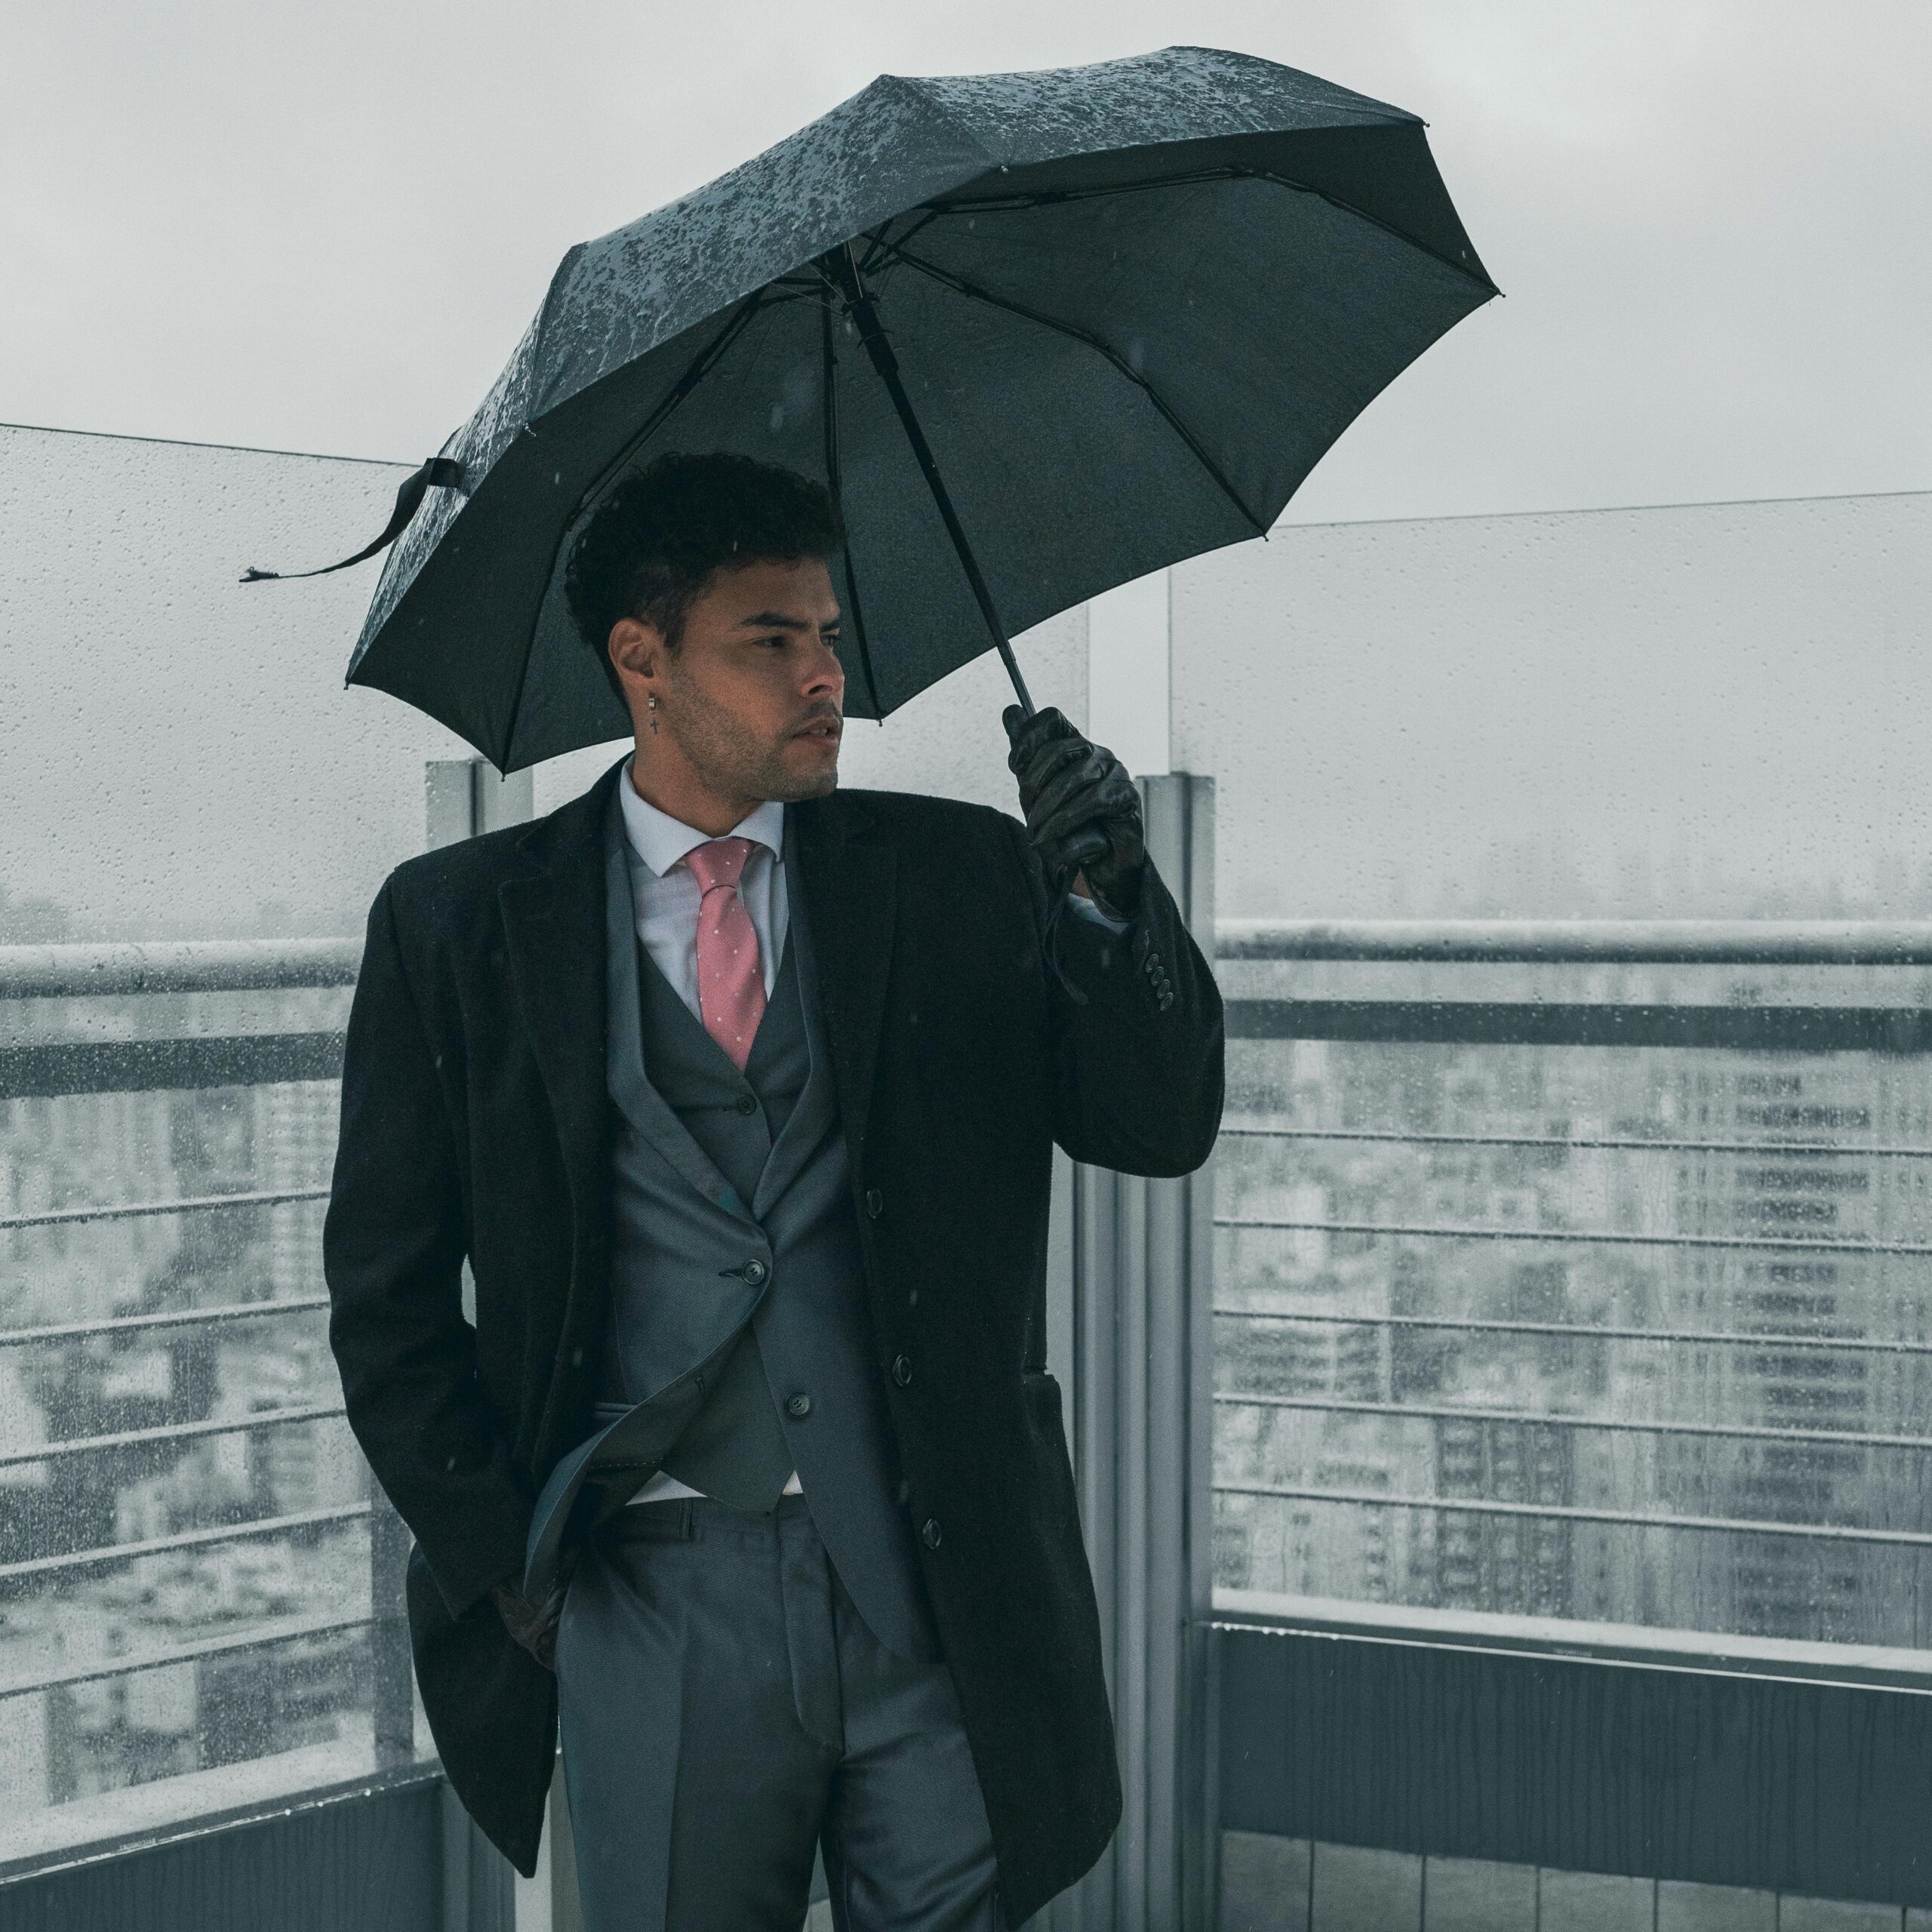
left=614, top=761, right=1124, bottom=1507
left=617, top=765, right=789, bottom=1016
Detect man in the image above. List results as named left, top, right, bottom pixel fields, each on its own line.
left=323, top=451, right=1223, bottom=1931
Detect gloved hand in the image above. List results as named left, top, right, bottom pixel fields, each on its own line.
left=489, top=1573, right=567, bottom=1672
left=1003, top=705, right=1146, bottom=921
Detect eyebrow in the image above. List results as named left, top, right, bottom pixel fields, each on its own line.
left=735, top=611, right=842, bottom=631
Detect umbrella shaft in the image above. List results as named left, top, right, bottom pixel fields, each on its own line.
left=827, top=248, right=1034, bottom=718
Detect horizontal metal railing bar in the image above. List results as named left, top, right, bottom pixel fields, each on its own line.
left=0, top=1755, right=446, bottom=1893
left=0, top=1613, right=372, bottom=1702
left=0, top=1295, right=330, bottom=1349
left=0, top=938, right=361, bottom=1000
left=1215, top=1479, right=1932, bottom=1547
left=0, top=1504, right=374, bottom=1584
left=1219, top=1212, right=1932, bottom=1257
left=1210, top=1587, right=1932, bottom=1697
left=0, top=1186, right=331, bottom=1233
left=1224, top=998, right=1932, bottom=1053
left=1219, top=1123, right=1932, bottom=1160
left=1213, top=1306, right=1932, bottom=1356
left=0, top=1401, right=346, bottom=1471
left=1217, top=1389, right=1932, bottom=1453
left=1218, top=918, right=1932, bottom=965
left=0, top=1032, right=346, bottom=1101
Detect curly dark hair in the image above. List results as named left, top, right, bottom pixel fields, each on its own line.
left=563, top=451, right=844, bottom=700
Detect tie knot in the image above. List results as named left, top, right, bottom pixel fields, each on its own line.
left=685, top=835, right=757, bottom=896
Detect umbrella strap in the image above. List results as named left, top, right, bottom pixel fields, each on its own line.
left=238, top=457, right=467, bottom=583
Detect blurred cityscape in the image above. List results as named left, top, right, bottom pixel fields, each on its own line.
left=1215, top=988, right=1932, bottom=1651
left=0, top=967, right=373, bottom=1859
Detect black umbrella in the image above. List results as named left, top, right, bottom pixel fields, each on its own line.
left=245, top=45, right=1496, bottom=769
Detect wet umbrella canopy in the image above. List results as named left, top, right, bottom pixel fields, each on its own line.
left=275, top=45, right=1497, bottom=771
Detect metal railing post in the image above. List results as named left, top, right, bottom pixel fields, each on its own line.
left=1050, top=773, right=1219, bottom=1932
left=368, top=1459, right=417, bottom=1765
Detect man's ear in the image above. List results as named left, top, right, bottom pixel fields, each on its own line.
left=608, top=617, right=663, bottom=697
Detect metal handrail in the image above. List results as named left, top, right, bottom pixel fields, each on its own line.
left=0, top=1402, right=346, bottom=1471
left=1219, top=918, right=1932, bottom=964
left=0, top=1505, right=373, bottom=1585
left=1213, top=1306, right=1932, bottom=1356
left=1220, top=1123, right=1932, bottom=1160
left=0, top=1297, right=330, bottom=1349
left=1216, top=1389, right=1932, bottom=1454
left=1209, top=1589, right=1932, bottom=1697
left=0, top=938, right=361, bottom=999
left=0, top=1613, right=372, bottom=1702
left=0, top=1187, right=331, bottom=1233
left=1215, top=1480, right=1932, bottom=1548
left=1217, top=1212, right=1932, bottom=1258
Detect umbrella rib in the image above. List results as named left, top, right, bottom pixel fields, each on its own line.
left=499, top=292, right=769, bottom=766
left=875, top=238, right=1269, bottom=538
left=570, top=293, right=771, bottom=524
left=921, top=165, right=1496, bottom=294
left=820, top=296, right=883, bottom=716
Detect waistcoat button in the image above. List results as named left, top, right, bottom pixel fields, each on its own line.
left=921, top=1517, right=942, bottom=1549
left=891, top=1353, right=913, bottom=1386
left=786, top=1392, right=812, bottom=1417
left=742, top=1258, right=769, bottom=1287
left=735, top=1094, right=758, bottom=1116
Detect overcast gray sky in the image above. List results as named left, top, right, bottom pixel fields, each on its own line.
left=4, top=2, right=1927, bottom=524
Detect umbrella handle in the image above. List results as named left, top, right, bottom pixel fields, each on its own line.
left=826, top=246, right=1035, bottom=719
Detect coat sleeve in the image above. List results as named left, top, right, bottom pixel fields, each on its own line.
left=998, top=814, right=1226, bottom=1177
left=323, top=878, right=532, bottom=1621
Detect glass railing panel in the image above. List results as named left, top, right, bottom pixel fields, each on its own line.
left=1213, top=936, right=1932, bottom=1654
left=0, top=952, right=432, bottom=1875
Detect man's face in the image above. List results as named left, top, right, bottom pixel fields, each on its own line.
left=614, top=555, right=845, bottom=804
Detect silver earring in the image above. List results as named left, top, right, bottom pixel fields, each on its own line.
left=647, top=694, right=659, bottom=735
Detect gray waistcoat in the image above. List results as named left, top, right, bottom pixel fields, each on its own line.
left=592, top=792, right=940, bottom=1664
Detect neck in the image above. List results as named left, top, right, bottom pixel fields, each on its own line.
left=626, top=746, right=765, bottom=837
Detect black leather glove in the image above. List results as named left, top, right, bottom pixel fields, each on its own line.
left=1003, top=705, right=1146, bottom=921
left=489, top=1574, right=566, bottom=1672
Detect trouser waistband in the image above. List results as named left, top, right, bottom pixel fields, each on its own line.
left=598, top=1490, right=816, bottom=1543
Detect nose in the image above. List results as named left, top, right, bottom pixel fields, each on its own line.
left=802, top=635, right=844, bottom=703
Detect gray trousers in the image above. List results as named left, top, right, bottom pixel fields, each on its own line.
left=554, top=1492, right=1012, bottom=1932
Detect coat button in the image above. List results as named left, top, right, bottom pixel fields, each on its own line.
left=786, top=1392, right=812, bottom=1418
left=921, top=1516, right=942, bottom=1549
left=865, top=1187, right=884, bottom=1219
left=742, top=1259, right=769, bottom=1286
left=736, top=1094, right=758, bottom=1116
left=892, top=1353, right=913, bottom=1386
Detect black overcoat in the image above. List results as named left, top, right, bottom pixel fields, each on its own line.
left=321, top=756, right=1223, bottom=1926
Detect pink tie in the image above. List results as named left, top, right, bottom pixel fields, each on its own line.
left=685, top=837, right=767, bottom=1072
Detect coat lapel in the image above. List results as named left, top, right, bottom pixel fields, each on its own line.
left=497, top=760, right=626, bottom=1235
left=750, top=839, right=838, bottom=1218
left=792, top=792, right=897, bottom=1155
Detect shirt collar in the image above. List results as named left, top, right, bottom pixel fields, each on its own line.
left=617, top=761, right=786, bottom=880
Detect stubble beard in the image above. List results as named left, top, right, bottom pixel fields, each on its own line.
left=666, top=668, right=839, bottom=804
